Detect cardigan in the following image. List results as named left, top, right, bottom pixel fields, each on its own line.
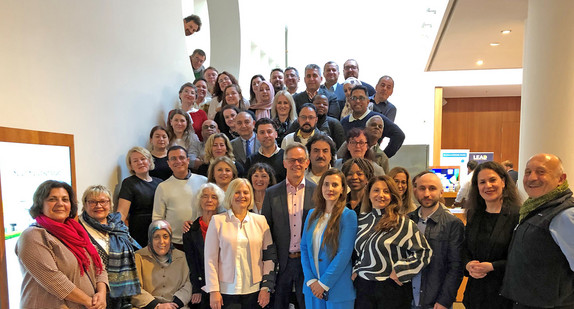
left=15, top=226, right=109, bottom=309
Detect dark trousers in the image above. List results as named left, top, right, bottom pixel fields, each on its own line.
left=273, top=257, right=305, bottom=309
left=513, top=304, right=574, bottom=309
left=222, top=292, right=259, bottom=309
left=354, top=277, right=412, bottom=309
left=190, top=291, right=211, bottom=309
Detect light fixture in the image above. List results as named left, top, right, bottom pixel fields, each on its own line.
left=490, top=42, right=500, bottom=46
left=501, top=30, right=511, bottom=34
left=476, top=60, right=484, bottom=65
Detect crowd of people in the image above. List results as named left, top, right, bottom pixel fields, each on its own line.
left=13, top=17, right=574, bottom=309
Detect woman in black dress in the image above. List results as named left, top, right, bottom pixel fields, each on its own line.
left=462, top=161, right=521, bottom=309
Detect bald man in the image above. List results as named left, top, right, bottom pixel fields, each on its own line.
left=501, top=153, right=574, bottom=308
left=408, top=172, right=464, bottom=309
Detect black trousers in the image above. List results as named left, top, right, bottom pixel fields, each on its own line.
left=273, top=257, right=305, bottom=309
left=222, top=291, right=259, bottom=309
left=354, top=276, right=412, bottom=309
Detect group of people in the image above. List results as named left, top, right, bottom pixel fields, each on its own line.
left=14, top=45, right=574, bottom=309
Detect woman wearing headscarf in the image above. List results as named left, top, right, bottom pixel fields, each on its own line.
left=249, top=80, right=275, bottom=120
left=132, top=220, right=192, bottom=309
left=16, top=180, right=108, bottom=309
left=80, top=185, right=141, bottom=308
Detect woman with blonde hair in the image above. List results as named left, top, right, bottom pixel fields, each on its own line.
left=354, top=176, right=432, bottom=308
left=388, top=167, right=417, bottom=215
left=300, top=169, right=358, bottom=308
left=207, top=156, right=238, bottom=193
left=196, top=133, right=244, bottom=177
left=117, top=146, right=162, bottom=246
left=204, top=178, right=276, bottom=308
left=270, top=90, right=297, bottom=145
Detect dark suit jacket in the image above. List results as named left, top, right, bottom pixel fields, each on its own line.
left=293, top=88, right=341, bottom=120
left=461, top=203, right=519, bottom=308
left=262, top=179, right=317, bottom=274
left=231, top=135, right=260, bottom=166
left=507, top=169, right=518, bottom=184
left=182, top=218, right=206, bottom=294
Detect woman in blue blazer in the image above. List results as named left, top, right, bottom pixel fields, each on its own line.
left=301, top=169, right=358, bottom=308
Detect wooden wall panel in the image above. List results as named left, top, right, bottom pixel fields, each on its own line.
left=442, top=97, right=521, bottom=164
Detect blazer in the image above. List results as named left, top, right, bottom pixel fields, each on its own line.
left=462, top=203, right=519, bottom=308
left=203, top=210, right=276, bottom=293
left=182, top=218, right=206, bottom=294
left=231, top=134, right=261, bottom=166
left=300, top=208, right=358, bottom=303
left=262, top=179, right=317, bottom=274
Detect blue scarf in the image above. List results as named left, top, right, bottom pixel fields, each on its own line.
left=81, top=212, right=141, bottom=298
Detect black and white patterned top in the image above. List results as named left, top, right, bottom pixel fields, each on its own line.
left=354, top=208, right=432, bottom=282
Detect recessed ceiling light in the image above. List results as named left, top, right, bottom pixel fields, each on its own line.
left=490, top=42, right=500, bottom=46
left=476, top=60, right=484, bottom=65
left=501, top=30, right=511, bottom=34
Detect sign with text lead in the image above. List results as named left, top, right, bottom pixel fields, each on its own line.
left=469, top=152, right=494, bottom=164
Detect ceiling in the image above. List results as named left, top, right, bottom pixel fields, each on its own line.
left=426, top=0, right=528, bottom=72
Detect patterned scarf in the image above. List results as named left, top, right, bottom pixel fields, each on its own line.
left=520, top=180, right=569, bottom=222
left=81, top=212, right=141, bottom=297
left=35, top=214, right=103, bottom=276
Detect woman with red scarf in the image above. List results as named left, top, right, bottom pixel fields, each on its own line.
left=182, top=183, right=225, bottom=309
left=16, top=180, right=108, bottom=309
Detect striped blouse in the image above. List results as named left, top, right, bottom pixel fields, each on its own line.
left=354, top=208, right=432, bottom=282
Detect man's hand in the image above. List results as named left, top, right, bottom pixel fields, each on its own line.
left=258, top=289, right=270, bottom=307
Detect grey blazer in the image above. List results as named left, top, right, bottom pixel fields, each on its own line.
left=262, top=179, right=316, bottom=274
left=230, top=135, right=260, bottom=166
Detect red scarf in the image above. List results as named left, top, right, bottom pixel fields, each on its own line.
left=199, top=217, right=209, bottom=240
left=36, top=214, right=103, bottom=275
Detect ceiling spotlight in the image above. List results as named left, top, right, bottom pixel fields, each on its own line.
left=490, top=42, right=500, bottom=46
left=476, top=60, right=484, bottom=65
left=501, top=30, right=511, bottom=34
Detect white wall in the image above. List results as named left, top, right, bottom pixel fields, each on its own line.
left=0, top=0, right=193, bottom=195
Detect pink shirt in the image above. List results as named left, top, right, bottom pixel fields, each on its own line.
left=286, top=177, right=306, bottom=253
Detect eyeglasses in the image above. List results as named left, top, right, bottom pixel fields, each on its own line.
left=348, top=141, right=368, bottom=147
left=350, top=96, right=368, bottom=102
left=299, top=115, right=316, bottom=121
left=203, top=125, right=217, bottom=129
left=87, top=200, right=110, bottom=207
left=285, top=158, right=307, bottom=164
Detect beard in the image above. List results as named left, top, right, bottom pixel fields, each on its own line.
left=300, top=125, right=314, bottom=133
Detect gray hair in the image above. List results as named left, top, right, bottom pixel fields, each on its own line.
left=193, top=183, right=226, bottom=216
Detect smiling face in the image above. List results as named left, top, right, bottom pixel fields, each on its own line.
left=170, top=114, right=188, bottom=136
left=523, top=154, right=566, bottom=198
left=323, top=63, right=339, bottom=86
left=235, top=113, right=255, bottom=139
left=190, top=53, right=205, bottom=70
left=284, top=147, right=310, bottom=181
left=414, top=173, right=443, bottom=209
left=223, top=109, right=238, bottom=129
left=167, top=148, right=190, bottom=178
left=257, top=123, right=277, bottom=148
left=346, top=163, right=368, bottom=192
left=375, top=76, right=394, bottom=102
left=185, top=20, right=199, bottom=36
left=270, top=70, right=285, bottom=90
left=179, top=86, right=196, bottom=110
left=350, top=88, right=369, bottom=114
left=251, top=76, right=262, bottom=95
left=152, top=229, right=171, bottom=256
left=392, top=172, right=408, bottom=197
left=304, top=68, right=322, bottom=92
left=151, top=129, right=169, bottom=151
left=194, top=80, right=208, bottom=102
left=42, top=188, right=71, bottom=223
left=214, top=161, right=234, bottom=188
left=369, top=180, right=391, bottom=209
left=200, top=188, right=219, bottom=213
left=477, top=168, right=505, bottom=204
left=251, top=169, right=271, bottom=192
left=218, top=74, right=232, bottom=91
left=343, top=60, right=359, bottom=79
left=347, top=132, right=368, bottom=158
left=365, top=117, right=384, bottom=141
left=344, top=83, right=355, bottom=99
left=322, top=174, right=344, bottom=202
left=313, top=96, right=329, bottom=116
left=310, top=140, right=332, bottom=170
left=85, top=193, right=111, bottom=223
left=201, top=120, right=218, bottom=141
left=297, top=107, right=317, bottom=133
left=225, top=86, right=240, bottom=106
left=130, top=151, right=151, bottom=175
left=259, top=82, right=272, bottom=102
left=275, top=95, right=292, bottom=117
left=232, top=182, right=251, bottom=211
left=211, top=137, right=228, bottom=158
left=204, top=69, right=218, bottom=88
left=284, top=69, right=300, bottom=91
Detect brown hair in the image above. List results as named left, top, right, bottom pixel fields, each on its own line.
left=361, top=175, right=403, bottom=232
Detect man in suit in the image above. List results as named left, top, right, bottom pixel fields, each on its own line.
left=292, top=64, right=341, bottom=119
left=230, top=111, right=260, bottom=166
left=502, top=160, right=519, bottom=184
left=262, top=142, right=317, bottom=309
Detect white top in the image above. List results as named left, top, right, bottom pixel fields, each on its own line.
left=306, top=213, right=331, bottom=291
left=207, top=98, right=221, bottom=120
left=219, top=210, right=260, bottom=295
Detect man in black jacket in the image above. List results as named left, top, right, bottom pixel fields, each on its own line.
left=409, top=171, right=464, bottom=309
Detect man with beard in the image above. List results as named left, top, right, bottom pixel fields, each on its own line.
left=342, top=59, right=375, bottom=96
left=286, top=95, right=345, bottom=149
left=304, top=133, right=336, bottom=184
left=293, top=64, right=341, bottom=119
left=337, top=115, right=389, bottom=173
left=184, top=14, right=201, bottom=36
left=370, top=75, right=397, bottom=121
left=501, top=153, right=574, bottom=308
left=408, top=171, right=464, bottom=309
left=284, top=67, right=300, bottom=95
left=244, top=117, right=287, bottom=182
left=270, top=68, right=286, bottom=93
left=281, top=103, right=320, bottom=149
